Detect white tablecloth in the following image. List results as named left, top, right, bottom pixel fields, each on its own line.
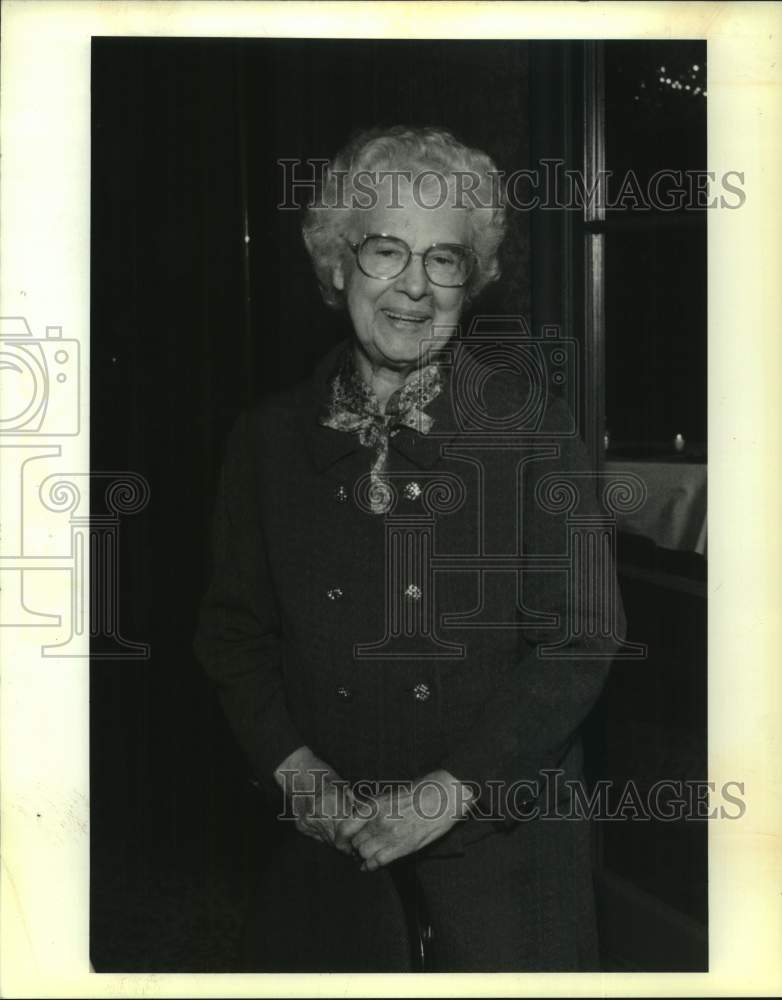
left=605, top=460, right=707, bottom=556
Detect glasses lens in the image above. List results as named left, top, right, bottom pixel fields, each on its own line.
left=358, top=236, right=409, bottom=279
left=356, top=236, right=475, bottom=286
left=424, top=245, right=473, bottom=287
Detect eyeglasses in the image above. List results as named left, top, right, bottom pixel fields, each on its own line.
left=344, top=233, right=477, bottom=288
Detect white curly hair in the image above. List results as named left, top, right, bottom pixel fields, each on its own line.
left=302, top=125, right=507, bottom=308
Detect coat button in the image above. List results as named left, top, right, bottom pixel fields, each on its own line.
left=334, top=485, right=348, bottom=503
left=326, top=587, right=344, bottom=601
left=404, top=583, right=422, bottom=600
left=336, top=685, right=353, bottom=701
left=412, top=682, right=431, bottom=702
left=403, top=481, right=422, bottom=501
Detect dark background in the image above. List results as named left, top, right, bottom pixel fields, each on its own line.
left=603, top=41, right=707, bottom=453
left=91, top=38, right=706, bottom=971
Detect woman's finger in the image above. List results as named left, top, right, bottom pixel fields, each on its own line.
left=355, top=834, right=384, bottom=860
left=362, top=844, right=398, bottom=872
left=295, top=822, right=323, bottom=842
left=349, top=825, right=377, bottom=851
left=334, top=814, right=368, bottom=851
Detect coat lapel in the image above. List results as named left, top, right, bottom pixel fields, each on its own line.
left=300, top=340, right=361, bottom=473
left=388, top=377, right=461, bottom=468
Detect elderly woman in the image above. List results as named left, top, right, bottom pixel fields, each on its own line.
left=194, top=125, right=625, bottom=972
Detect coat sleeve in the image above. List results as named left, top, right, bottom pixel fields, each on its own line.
left=193, top=408, right=305, bottom=784
left=438, top=392, right=626, bottom=804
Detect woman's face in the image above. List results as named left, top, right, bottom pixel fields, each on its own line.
left=332, top=190, right=470, bottom=373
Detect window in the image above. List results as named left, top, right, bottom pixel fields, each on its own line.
left=598, top=40, right=707, bottom=458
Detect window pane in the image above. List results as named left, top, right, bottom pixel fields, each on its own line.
left=604, top=225, right=707, bottom=453
left=604, top=41, right=706, bottom=216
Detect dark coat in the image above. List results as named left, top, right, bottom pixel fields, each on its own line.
left=193, top=336, right=626, bottom=972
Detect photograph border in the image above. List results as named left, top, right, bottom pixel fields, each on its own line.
left=1, top=2, right=780, bottom=996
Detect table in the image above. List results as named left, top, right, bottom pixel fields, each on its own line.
left=604, top=460, right=707, bottom=556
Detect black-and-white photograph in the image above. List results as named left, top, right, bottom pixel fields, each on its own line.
left=86, top=34, right=716, bottom=974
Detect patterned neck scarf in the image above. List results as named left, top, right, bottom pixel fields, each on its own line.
left=319, top=346, right=443, bottom=512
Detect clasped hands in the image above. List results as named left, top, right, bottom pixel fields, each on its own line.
left=274, top=746, right=476, bottom=872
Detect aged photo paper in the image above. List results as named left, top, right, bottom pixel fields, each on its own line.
left=1, top=1, right=780, bottom=996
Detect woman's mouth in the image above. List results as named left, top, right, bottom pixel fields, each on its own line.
left=381, top=309, right=431, bottom=329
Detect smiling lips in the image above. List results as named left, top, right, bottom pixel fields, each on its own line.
left=382, top=309, right=431, bottom=325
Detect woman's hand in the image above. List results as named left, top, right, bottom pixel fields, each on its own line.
left=274, top=745, right=366, bottom=854
left=342, top=769, right=477, bottom=872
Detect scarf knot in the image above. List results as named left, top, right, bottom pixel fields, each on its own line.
left=319, top=348, right=442, bottom=512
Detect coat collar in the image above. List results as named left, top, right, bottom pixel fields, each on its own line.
left=300, top=339, right=462, bottom=473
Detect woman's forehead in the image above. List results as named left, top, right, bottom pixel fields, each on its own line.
left=352, top=199, right=470, bottom=246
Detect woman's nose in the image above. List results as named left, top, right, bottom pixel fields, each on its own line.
left=394, top=253, right=430, bottom=299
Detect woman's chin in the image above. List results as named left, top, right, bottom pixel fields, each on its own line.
left=374, top=330, right=431, bottom=368
left=374, top=322, right=456, bottom=369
